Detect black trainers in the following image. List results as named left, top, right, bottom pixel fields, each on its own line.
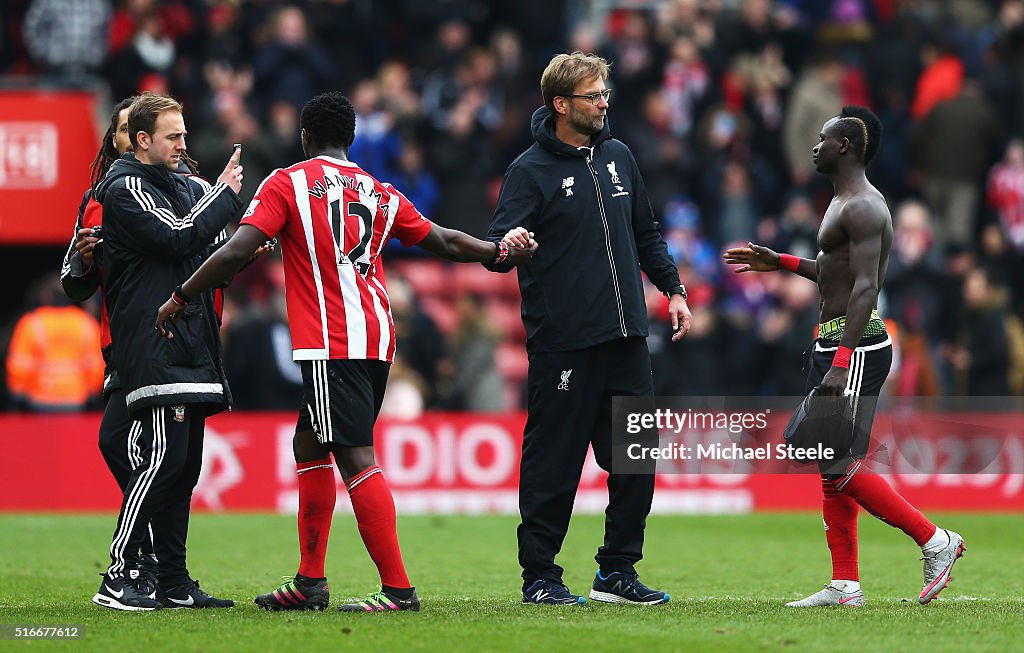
left=141, top=553, right=159, bottom=586
left=338, top=587, right=420, bottom=612
left=254, top=576, right=330, bottom=611
left=92, top=574, right=163, bottom=611
left=588, top=571, right=669, bottom=605
left=132, top=561, right=158, bottom=599
left=157, top=579, right=234, bottom=608
left=521, top=579, right=586, bottom=605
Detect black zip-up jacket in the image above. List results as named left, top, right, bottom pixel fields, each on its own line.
left=94, top=153, right=241, bottom=418
left=487, top=107, right=681, bottom=353
left=60, top=175, right=230, bottom=401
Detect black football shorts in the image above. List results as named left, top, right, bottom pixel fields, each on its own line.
left=296, top=359, right=390, bottom=446
left=805, top=334, right=892, bottom=468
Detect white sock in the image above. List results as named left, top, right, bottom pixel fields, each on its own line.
left=831, top=579, right=861, bottom=593
left=922, top=527, right=947, bottom=553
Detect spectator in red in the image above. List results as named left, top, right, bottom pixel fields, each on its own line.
left=108, top=0, right=193, bottom=54
left=911, top=40, right=964, bottom=119
left=987, top=138, right=1024, bottom=252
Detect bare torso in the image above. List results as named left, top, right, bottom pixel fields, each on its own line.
left=815, top=186, right=893, bottom=322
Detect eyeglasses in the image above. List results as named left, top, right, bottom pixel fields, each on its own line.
left=565, top=89, right=612, bottom=106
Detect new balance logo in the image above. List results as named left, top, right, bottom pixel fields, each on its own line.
left=561, top=177, right=574, bottom=197
left=532, top=589, right=550, bottom=602
left=557, top=369, right=572, bottom=391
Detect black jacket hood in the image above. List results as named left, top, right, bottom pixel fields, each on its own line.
left=530, top=106, right=612, bottom=157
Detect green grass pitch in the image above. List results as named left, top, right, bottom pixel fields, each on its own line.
left=1, top=513, right=1021, bottom=652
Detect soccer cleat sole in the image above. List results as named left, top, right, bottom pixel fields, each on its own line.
left=784, top=597, right=865, bottom=607
left=920, top=540, right=966, bottom=605
left=92, top=593, right=161, bottom=611
left=337, top=603, right=420, bottom=612
left=588, top=589, right=669, bottom=605
left=254, top=598, right=328, bottom=612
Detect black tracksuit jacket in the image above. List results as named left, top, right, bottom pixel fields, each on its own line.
left=94, top=153, right=241, bottom=418
left=487, top=107, right=681, bottom=353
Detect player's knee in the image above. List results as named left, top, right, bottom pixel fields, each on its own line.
left=332, top=445, right=376, bottom=481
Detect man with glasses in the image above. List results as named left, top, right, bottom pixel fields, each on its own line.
left=486, top=52, right=692, bottom=606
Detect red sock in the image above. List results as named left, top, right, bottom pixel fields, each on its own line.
left=296, top=458, right=336, bottom=579
left=346, top=466, right=410, bottom=589
left=822, top=477, right=859, bottom=580
left=837, top=463, right=936, bottom=546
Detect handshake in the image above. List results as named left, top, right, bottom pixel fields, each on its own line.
left=486, top=227, right=537, bottom=272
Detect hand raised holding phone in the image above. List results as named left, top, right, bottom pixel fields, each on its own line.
left=217, top=144, right=243, bottom=194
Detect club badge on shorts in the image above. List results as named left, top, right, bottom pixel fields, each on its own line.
left=173, top=405, right=186, bottom=422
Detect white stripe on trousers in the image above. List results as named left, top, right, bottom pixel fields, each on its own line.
left=127, top=420, right=142, bottom=469
left=107, top=407, right=166, bottom=577
left=126, top=420, right=156, bottom=559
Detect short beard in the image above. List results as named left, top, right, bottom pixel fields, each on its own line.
left=568, top=108, right=603, bottom=137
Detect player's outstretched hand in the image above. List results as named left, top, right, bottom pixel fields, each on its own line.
left=155, top=297, right=186, bottom=339
left=217, top=147, right=243, bottom=195
left=75, top=228, right=100, bottom=268
left=506, top=239, right=538, bottom=266
left=502, top=227, right=535, bottom=249
left=723, top=242, right=780, bottom=273
left=248, top=239, right=276, bottom=264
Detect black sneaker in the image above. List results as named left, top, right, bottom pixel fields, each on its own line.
left=588, top=571, right=669, bottom=605
left=157, top=579, right=234, bottom=608
left=338, top=587, right=420, bottom=612
left=521, top=579, right=586, bottom=605
left=92, top=574, right=163, bottom=611
left=129, top=563, right=157, bottom=599
left=254, top=576, right=330, bottom=611
left=141, top=553, right=159, bottom=586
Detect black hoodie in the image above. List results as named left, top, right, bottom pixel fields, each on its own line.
left=94, top=153, right=241, bottom=418
left=487, top=107, right=681, bottom=353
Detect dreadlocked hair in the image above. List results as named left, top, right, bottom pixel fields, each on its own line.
left=179, top=152, right=200, bottom=175
left=90, top=96, right=137, bottom=194
left=835, top=105, right=882, bottom=165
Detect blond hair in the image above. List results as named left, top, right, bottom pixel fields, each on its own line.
left=540, top=51, right=611, bottom=114
left=127, top=92, right=184, bottom=150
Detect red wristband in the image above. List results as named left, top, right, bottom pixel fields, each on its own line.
left=778, top=253, right=800, bottom=272
left=832, top=346, right=853, bottom=369
left=493, top=240, right=510, bottom=265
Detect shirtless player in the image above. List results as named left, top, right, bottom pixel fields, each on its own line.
left=724, top=106, right=965, bottom=607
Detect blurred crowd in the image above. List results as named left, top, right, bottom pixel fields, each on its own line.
left=3, top=0, right=1024, bottom=413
